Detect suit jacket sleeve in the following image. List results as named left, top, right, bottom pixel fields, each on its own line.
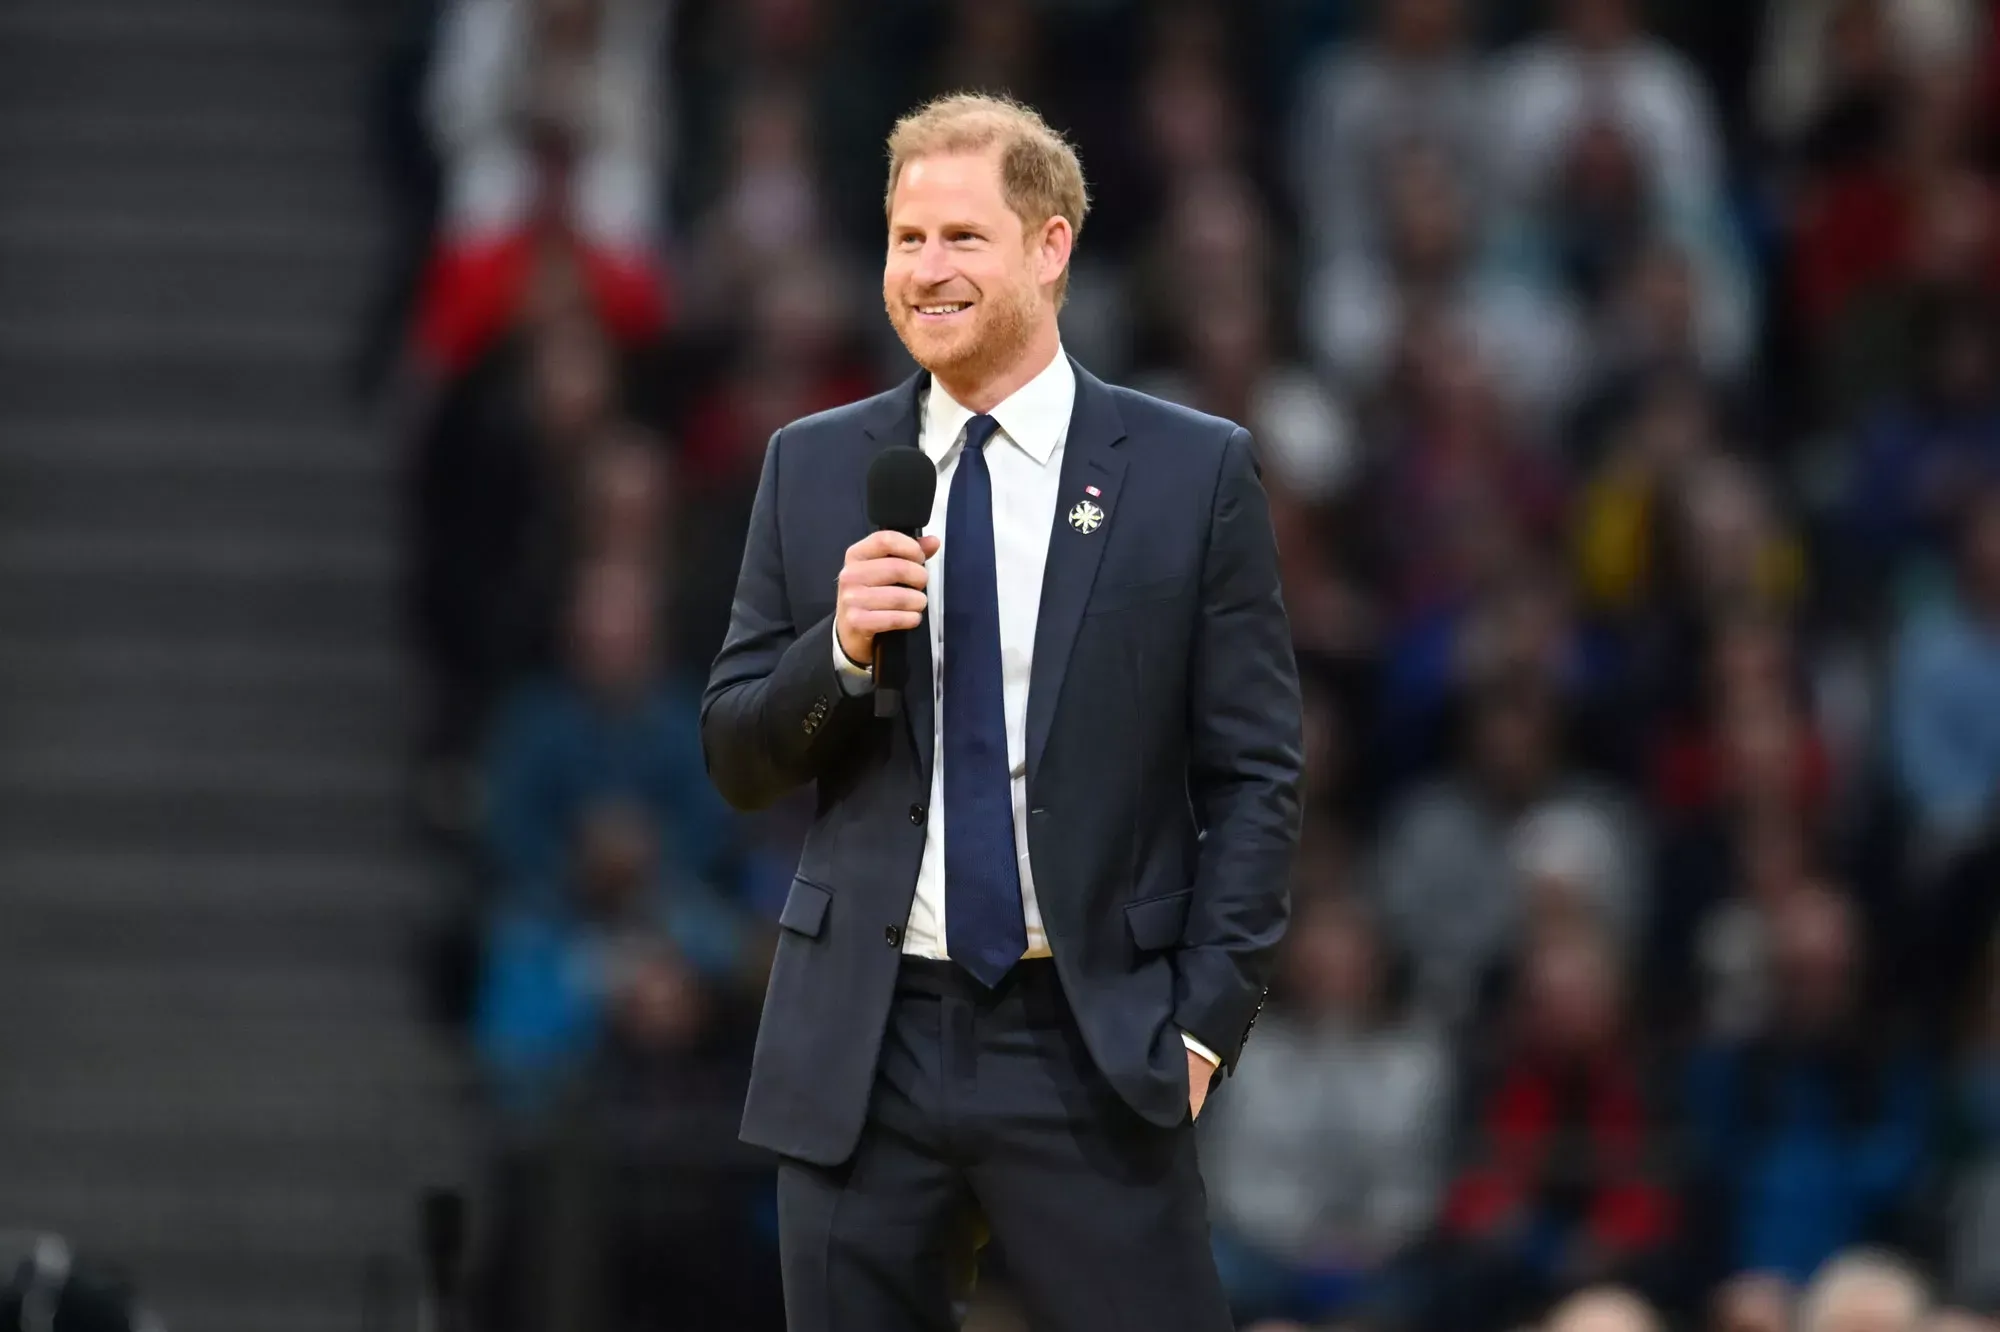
left=700, top=428, right=874, bottom=811
left=1174, top=427, right=1304, bottom=1069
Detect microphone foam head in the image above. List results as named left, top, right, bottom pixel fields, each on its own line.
left=866, top=446, right=938, bottom=532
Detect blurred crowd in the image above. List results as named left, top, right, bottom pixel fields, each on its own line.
left=354, top=0, right=2000, bottom=1328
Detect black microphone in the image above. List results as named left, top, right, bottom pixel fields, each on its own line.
left=865, top=446, right=938, bottom=719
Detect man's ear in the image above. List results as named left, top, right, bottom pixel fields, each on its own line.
left=1036, top=215, right=1074, bottom=291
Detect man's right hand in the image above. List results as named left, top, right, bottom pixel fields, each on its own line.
left=836, top=530, right=941, bottom=667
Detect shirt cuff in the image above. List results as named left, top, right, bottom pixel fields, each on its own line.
left=832, top=631, right=874, bottom=696
left=1181, top=1031, right=1221, bottom=1069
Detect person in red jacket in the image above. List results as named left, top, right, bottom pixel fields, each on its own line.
left=1432, top=924, right=1680, bottom=1331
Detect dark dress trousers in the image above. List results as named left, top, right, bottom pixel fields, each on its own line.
left=701, top=360, right=1303, bottom=1330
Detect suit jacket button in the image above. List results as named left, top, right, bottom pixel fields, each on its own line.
left=885, top=925, right=903, bottom=947
left=908, top=803, right=926, bottom=824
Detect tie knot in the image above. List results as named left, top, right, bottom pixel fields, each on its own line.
left=962, top=414, right=1001, bottom=454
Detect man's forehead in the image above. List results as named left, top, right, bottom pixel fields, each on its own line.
left=893, top=148, right=1005, bottom=198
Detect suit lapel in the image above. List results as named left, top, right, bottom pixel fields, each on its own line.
left=861, top=370, right=936, bottom=777
left=1026, top=362, right=1128, bottom=790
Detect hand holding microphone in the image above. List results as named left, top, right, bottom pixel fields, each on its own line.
left=840, top=447, right=939, bottom=717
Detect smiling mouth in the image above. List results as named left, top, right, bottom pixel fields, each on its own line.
left=914, top=302, right=972, bottom=318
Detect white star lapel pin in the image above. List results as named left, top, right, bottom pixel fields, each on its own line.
left=1068, top=499, right=1105, bottom=534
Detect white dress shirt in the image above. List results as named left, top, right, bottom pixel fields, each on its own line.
left=835, top=349, right=1219, bottom=1068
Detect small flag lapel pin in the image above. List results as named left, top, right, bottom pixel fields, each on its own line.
left=1085, top=485, right=1101, bottom=497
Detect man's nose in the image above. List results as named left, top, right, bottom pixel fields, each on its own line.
left=913, top=238, right=957, bottom=287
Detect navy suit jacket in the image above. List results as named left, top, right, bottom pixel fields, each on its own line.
left=702, top=360, right=1304, bottom=1167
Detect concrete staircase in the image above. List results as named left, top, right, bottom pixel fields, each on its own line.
left=0, top=2, right=475, bottom=1328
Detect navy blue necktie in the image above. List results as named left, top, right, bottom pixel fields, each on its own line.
left=942, top=414, right=1027, bottom=987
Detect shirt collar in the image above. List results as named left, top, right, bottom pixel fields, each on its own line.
left=921, top=347, right=1075, bottom=468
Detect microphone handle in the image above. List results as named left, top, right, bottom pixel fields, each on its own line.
left=871, top=524, right=923, bottom=719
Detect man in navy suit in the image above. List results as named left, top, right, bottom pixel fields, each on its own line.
left=702, top=92, right=1303, bottom=1331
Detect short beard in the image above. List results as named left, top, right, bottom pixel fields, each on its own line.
left=891, top=279, right=1038, bottom=388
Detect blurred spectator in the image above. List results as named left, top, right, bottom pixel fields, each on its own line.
left=577, top=425, right=673, bottom=569
left=1307, top=142, right=1588, bottom=420
left=416, top=0, right=672, bottom=376
left=672, top=252, right=881, bottom=674
left=1367, top=320, right=1568, bottom=622
left=1131, top=170, right=1280, bottom=378
left=1842, top=290, right=2000, bottom=617
left=1651, top=609, right=1830, bottom=825
left=474, top=799, right=739, bottom=1112
left=928, top=0, right=1043, bottom=106
left=1376, top=562, right=1622, bottom=787
left=1818, top=169, right=2000, bottom=432
left=1545, top=1285, right=1664, bottom=1332
left=1941, top=932, right=2000, bottom=1309
left=1134, top=279, right=1358, bottom=508
left=408, top=300, right=623, bottom=795
left=1484, top=0, right=1755, bottom=385
left=681, top=79, right=834, bottom=328
left=1296, top=655, right=1380, bottom=836
left=1574, top=369, right=1724, bottom=614
left=1486, top=0, right=1725, bottom=217
left=1890, top=481, right=2000, bottom=857
left=1686, top=888, right=1932, bottom=1283
left=1712, top=1270, right=1795, bottom=1332
left=1374, top=670, right=1645, bottom=1029
left=1930, top=1314, right=2000, bottom=1332
left=1797, top=1248, right=1930, bottom=1332
left=483, top=560, right=738, bottom=907
left=1432, top=927, right=1680, bottom=1331
left=1792, top=66, right=1992, bottom=343
left=1666, top=456, right=1807, bottom=625
left=1620, top=455, right=1807, bottom=745
left=1756, top=0, right=1981, bottom=170
left=1288, top=0, right=1486, bottom=268
left=1202, top=891, right=1450, bottom=1326
left=1137, top=5, right=1250, bottom=187
left=1646, top=611, right=1835, bottom=1037
left=470, top=788, right=774, bottom=1330
left=1491, top=116, right=1756, bottom=392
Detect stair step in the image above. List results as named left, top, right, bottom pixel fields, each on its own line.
left=129, top=1259, right=421, bottom=1332
left=0, top=764, right=410, bottom=856
left=0, top=119, right=376, bottom=225
left=0, top=44, right=375, bottom=124
left=0, top=704, right=409, bottom=769
left=0, top=338, right=351, bottom=420
left=0, top=636, right=402, bottom=686
left=0, top=1045, right=471, bottom=1145
left=0, top=1172, right=425, bottom=1266
left=0, top=419, right=389, bottom=475
left=109, top=1254, right=417, bottom=1332
left=0, top=848, right=436, bottom=913
left=0, top=108, right=363, bottom=157
left=0, top=458, right=397, bottom=549
left=0, top=1, right=380, bottom=48
left=0, top=211, right=373, bottom=257
left=0, top=639, right=410, bottom=750
left=0, top=941, right=418, bottom=1007
left=0, top=225, right=383, bottom=325
left=0, top=888, right=427, bottom=971
left=0, top=562, right=399, bottom=651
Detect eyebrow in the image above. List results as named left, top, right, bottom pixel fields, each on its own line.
left=891, top=218, right=991, bottom=235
